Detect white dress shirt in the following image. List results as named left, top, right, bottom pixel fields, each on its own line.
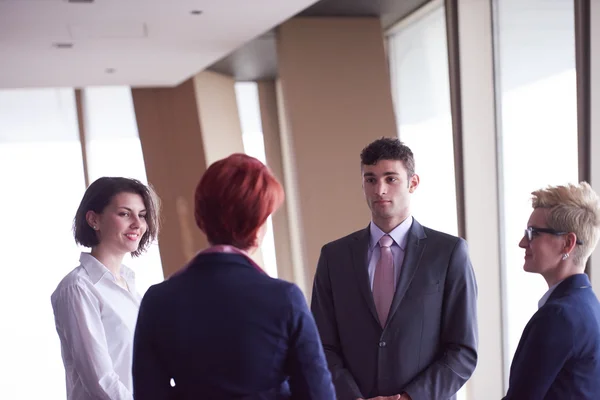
left=51, top=253, right=141, bottom=400
left=538, top=279, right=565, bottom=309
left=367, top=216, right=413, bottom=291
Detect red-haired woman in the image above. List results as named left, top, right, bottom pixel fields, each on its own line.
left=132, top=154, right=335, bottom=400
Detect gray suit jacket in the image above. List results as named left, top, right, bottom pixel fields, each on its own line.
left=311, top=219, right=478, bottom=400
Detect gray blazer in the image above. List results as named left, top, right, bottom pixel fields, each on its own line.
left=311, top=219, right=478, bottom=400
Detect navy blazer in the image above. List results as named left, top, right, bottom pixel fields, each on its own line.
left=504, top=274, right=600, bottom=400
left=132, top=252, right=335, bottom=400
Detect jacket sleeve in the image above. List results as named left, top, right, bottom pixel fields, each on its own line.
left=286, top=283, right=337, bottom=400
left=403, top=238, right=479, bottom=400
left=503, top=305, right=573, bottom=399
left=311, top=245, right=363, bottom=400
left=132, top=284, right=175, bottom=400
left=52, top=284, right=133, bottom=400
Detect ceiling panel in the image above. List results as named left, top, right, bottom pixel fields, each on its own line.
left=209, top=0, right=432, bottom=80
left=0, top=0, right=321, bottom=88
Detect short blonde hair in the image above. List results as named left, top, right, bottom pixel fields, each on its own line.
left=531, top=182, right=600, bottom=266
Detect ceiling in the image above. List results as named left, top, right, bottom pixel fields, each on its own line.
left=0, top=0, right=320, bottom=89
left=209, top=0, right=431, bottom=81
left=299, top=0, right=430, bottom=28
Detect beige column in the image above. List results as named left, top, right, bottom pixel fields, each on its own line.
left=454, top=0, right=505, bottom=398
left=276, top=17, right=398, bottom=297
left=132, top=70, right=246, bottom=278
left=194, top=71, right=246, bottom=165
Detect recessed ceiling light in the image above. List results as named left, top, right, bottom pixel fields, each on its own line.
left=53, top=43, right=73, bottom=49
left=105, top=68, right=116, bottom=74
left=190, top=10, right=203, bottom=15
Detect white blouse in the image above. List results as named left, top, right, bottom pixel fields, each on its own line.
left=51, top=253, right=141, bottom=400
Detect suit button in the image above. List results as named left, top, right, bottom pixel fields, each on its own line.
left=379, top=341, right=386, bottom=348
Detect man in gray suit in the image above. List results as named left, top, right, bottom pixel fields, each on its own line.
left=311, top=138, right=478, bottom=400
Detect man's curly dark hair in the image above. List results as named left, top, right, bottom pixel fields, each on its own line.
left=360, top=137, right=415, bottom=177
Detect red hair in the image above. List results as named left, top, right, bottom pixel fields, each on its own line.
left=195, top=153, right=284, bottom=250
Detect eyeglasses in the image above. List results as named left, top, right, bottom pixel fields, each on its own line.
left=524, top=226, right=583, bottom=245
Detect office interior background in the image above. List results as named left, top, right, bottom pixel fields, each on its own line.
left=1, top=0, right=598, bottom=398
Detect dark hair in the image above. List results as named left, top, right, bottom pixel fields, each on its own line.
left=195, top=153, right=284, bottom=250
left=360, top=137, right=415, bottom=177
left=73, top=177, right=161, bottom=257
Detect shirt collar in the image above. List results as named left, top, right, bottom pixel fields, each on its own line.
left=538, top=278, right=565, bottom=309
left=369, top=216, right=413, bottom=251
left=80, top=252, right=135, bottom=285
left=172, top=245, right=267, bottom=278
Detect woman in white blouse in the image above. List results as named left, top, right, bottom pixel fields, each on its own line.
left=51, top=177, right=160, bottom=400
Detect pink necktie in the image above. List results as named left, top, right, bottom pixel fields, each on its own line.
left=373, top=235, right=394, bottom=328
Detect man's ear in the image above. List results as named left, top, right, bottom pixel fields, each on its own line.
left=408, top=174, right=420, bottom=193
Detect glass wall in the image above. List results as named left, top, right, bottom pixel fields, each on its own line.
left=388, top=4, right=465, bottom=399
left=82, top=86, right=164, bottom=293
left=388, top=3, right=459, bottom=237
left=495, top=0, right=579, bottom=367
left=234, top=81, right=279, bottom=277
left=0, top=88, right=85, bottom=399
left=0, top=86, right=167, bottom=398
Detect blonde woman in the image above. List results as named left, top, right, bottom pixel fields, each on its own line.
left=504, top=182, right=600, bottom=399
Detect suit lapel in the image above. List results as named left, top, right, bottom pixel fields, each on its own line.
left=386, top=219, right=427, bottom=327
left=350, top=227, right=380, bottom=325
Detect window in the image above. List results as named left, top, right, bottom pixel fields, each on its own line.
left=495, top=0, right=578, bottom=368
left=234, top=82, right=279, bottom=277
left=388, top=4, right=465, bottom=399
left=388, top=3, right=458, bottom=237
left=82, top=86, right=164, bottom=293
left=0, top=88, right=85, bottom=399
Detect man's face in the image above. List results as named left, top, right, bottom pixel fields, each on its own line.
left=362, top=159, right=419, bottom=223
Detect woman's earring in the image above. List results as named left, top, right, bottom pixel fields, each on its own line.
left=562, top=253, right=569, bottom=261
left=93, top=225, right=98, bottom=230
